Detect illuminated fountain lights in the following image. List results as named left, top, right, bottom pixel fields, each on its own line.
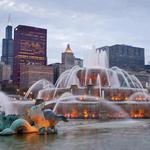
left=30, top=48, right=150, bottom=119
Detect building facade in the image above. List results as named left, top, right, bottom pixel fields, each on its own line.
left=50, top=44, right=83, bottom=84
left=62, top=44, right=75, bottom=69
left=49, top=63, right=66, bottom=84
left=0, top=62, right=11, bottom=81
left=97, top=44, right=145, bottom=71
left=75, top=58, right=83, bottom=67
left=1, top=25, right=14, bottom=73
left=20, top=64, right=53, bottom=89
left=13, top=25, right=47, bottom=87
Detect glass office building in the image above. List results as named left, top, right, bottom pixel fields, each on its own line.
left=13, top=25, right=47, bottom=86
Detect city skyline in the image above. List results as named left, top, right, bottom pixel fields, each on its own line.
left=0, top=0, right=150, bottom=64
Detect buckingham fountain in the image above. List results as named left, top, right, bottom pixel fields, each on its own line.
left=0, top=47, right=150, bottom=136
left=35, top=48, right=150, bottom=119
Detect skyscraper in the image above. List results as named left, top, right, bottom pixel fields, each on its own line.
left=1, top=25, right=14, bottom=73
left=62, top=44, right=75, bottom=69
left=97, top=44, right=145, bottom=71
left=0, top=61, right=11, bottom=81
left=13, top=25, right=47, bottom=87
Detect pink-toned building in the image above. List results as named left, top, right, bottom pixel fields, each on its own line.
left=20, top=64, right=53, bottom=89
left=13, top=25, right=47, bottom=87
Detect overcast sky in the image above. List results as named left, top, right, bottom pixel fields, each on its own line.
left=0, top=0, right=150, bottom=64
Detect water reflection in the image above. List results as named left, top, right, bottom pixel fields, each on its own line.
left=0, top=120, right=150, bottom=150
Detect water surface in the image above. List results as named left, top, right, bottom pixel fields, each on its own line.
left=0, top=120, right=150, bottom=150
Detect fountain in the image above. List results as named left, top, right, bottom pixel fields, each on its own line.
left=0, top=47, right=149, bottom=136
left=0, top=92, right=14, bottom=115
left=0, top=102, right=68, bottom=135
left=37, top=47, right=150, bottom=119
left=25, top=79, right=54, bottom=99
left=0, top=81, right=68, bottom=136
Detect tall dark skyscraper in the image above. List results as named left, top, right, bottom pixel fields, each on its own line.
left=13, top=25, right=47, bottom=87
left=1, top=25, right=14, bottom=72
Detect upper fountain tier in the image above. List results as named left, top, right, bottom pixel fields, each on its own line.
left=54, top=65, right=143, bottom=89
left=55, top=46, right=143, bottom=89
left=84, top=46, right=109, bottom=68
left=34, top=47, right=145, bottom=100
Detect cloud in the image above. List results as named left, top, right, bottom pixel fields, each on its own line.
left=0, top=0, right=57, bottom=19
left=0, top=0, right=150, bottom=64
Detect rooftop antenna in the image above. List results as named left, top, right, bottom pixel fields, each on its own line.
left=8, top=13, right=12, bottom=26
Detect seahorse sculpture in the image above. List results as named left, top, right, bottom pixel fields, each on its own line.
left=0, top=102, right=68, bottom=135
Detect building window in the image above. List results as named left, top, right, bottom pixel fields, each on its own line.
left=127, top=49, right=129, bottom=55
left=138, top=49, right=141, bottom=56
left=121, top=47, right=125, bottom=55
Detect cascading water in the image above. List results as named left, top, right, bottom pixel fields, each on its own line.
left=35, top=46, right=148, bottom=119
left=96, top=74, right=102, bottom=97
left=85, top=46, right=109, bottom=68
left=0, top=45, right=147, bottom=121
left=45, top=93, right=129, bottom=119
left=51, top=66, right=143, bottom=91
left=25, top=79, right=54, bottom=99
left=0, top=92, right=13, bottom=115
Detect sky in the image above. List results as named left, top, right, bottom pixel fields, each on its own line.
left=0, top=0, right=150, bottom=64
